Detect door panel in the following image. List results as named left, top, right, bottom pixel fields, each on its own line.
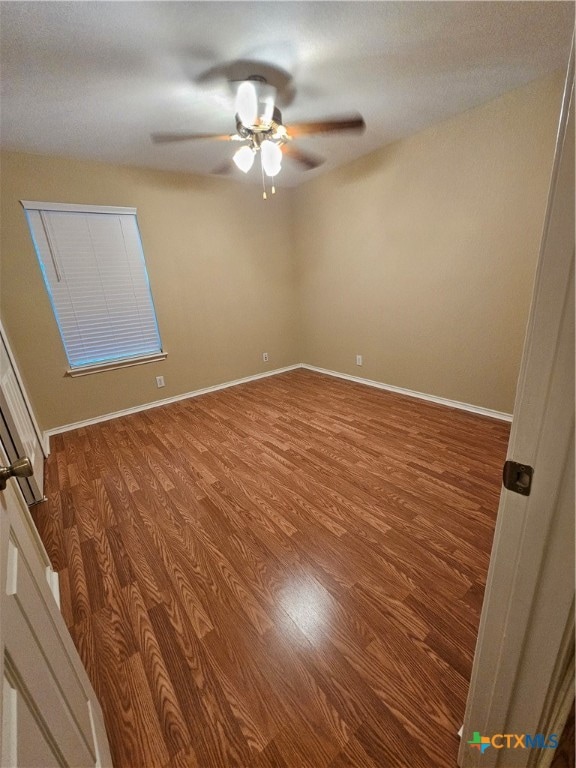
left=6, top=535, right=94, bottom=747
left=15, top=690, right=62, bottom=768
left=2, top=675, right=18, bottom=768
left=0, top=441, right=112, bottom=767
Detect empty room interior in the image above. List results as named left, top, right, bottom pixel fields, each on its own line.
left=0, top=3, right=574, bottom=767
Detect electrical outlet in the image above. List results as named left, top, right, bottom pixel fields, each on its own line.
left=262, top=352, right=269, bottom=362
left=356, top=355, right=363, bottom=366
left=156, top=376, right=165, bottom=388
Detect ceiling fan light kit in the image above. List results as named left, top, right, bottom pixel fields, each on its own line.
left=233, top=78, right=285, bottom=197
left=260, top=140, right=282, bottom=176
left=232, top=145, right=255, bottom=173
left=235, top=77, right=277, bottom=130
left=152, top=73, right=366, bottom=199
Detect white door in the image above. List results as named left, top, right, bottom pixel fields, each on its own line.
left=0, top=436, right=112, bottom=766
left=0, top=325, right=45, bottom=505
left=458, top=46, right=574, bottom=768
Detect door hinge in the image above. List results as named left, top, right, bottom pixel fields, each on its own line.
left=502, top=460, right=534, bottom=496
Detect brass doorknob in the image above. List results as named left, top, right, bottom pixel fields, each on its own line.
left=0, top=457, right=33, bottom=491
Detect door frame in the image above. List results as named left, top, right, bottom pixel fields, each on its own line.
left=0, top=320, right=48, bottom=504
left=0, top=320, right=48, bottom=458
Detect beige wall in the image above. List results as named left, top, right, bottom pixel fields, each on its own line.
left=294, top=71, right=564, bottom=413
left=0, top=155, right=299, bottom=430
left=0, top=72, right=563, bottom=431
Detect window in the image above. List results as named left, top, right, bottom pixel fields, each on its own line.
left=22, top=201, right=164, bottom=376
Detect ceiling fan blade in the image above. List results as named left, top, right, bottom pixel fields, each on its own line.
left=287, top=114, right=365, bottom=137
left=151, top=132, right=234, bottom=144
left=211, top=161, right=234, bottom=175
left=282, top=143, right=324, bottom=170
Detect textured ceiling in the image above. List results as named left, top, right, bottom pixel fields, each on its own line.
left=0, top=1, right=573, bottom=187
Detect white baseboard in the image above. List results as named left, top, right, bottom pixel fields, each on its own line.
left=44, top=361, right=512, bottom=443
left=43, top=364, right=301, bottom=441
left=301, top=364, right=513, bottom=422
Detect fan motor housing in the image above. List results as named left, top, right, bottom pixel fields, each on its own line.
left=235, top=107, right=284, bottom=136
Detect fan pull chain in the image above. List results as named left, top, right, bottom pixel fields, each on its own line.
left=260, top=153, right=267, bottom=200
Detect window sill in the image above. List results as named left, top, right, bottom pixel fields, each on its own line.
left=66, top=352, right=167, bottom=377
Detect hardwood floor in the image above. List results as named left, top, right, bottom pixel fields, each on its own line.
left=33, top=369, right=510, bottom=767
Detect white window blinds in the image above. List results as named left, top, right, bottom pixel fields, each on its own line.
left=22, top=202, right=162, bottom=370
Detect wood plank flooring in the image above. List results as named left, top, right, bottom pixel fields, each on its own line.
left=33, top=369, right=510, bottom=767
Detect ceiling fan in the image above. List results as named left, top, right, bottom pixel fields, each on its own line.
left=151, top=75, right=365, bottom=196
